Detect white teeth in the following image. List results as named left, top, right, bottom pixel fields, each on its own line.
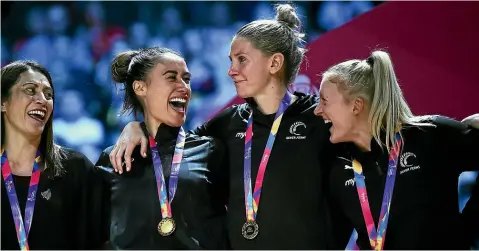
left=169, top=98, right=186, bottom=103
left=324, top=120, right=332, bottom=124
left=28, top=110, right=45, bottom=118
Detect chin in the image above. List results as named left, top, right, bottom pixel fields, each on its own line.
left=329, top=134, right=347, bottom=144
left=236, top=91, right=248, bottom=99
left=25, top=127, right=45, bottom=138
left=235, top=88, right=253, bottom=99
left=166, top=118, right=185, bottom=128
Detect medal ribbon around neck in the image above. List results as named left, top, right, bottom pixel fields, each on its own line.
left=148, top=127, right=186, bottom=221
left=1, top=147, right=42, bottom=251
left=349, top=132, right=402, bottom=250
left=244, top=92, right=293, bottom=223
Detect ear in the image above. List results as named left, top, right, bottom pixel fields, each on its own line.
left=352, top=97, right=365, bottom=115
left=133, top=80, right=147, bottom=97
left=268, top=53, right=284, bottom=75
left=1, top=101, right=7, bottom=112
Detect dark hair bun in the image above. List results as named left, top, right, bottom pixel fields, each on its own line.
left=111, top=50, right=139, bottom=83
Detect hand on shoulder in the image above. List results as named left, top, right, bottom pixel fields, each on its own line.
left=462, top=114, right=479, bottom=129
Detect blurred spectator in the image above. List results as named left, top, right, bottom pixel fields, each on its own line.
left=84, top=2, right=125, bottom=60
left=129, top=22, right=150, bottom=49
left=156, top=5, right=184, bottom=38
left=253, top=2, right=275, bottom=20
left=15, top=7, right=52, bottom=67
left=1, top=36, right=9, bottom=66
left=53, top=89, right=105, bottom=161
left=48, top=4, right=69, bottom=35
left=316, top=1, right=374, bottom=31
left=317, top=1, right=354, bottom=31
left=210, top=2, right=231, bottom=27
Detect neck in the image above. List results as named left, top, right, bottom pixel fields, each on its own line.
left=144, top=114, right=162, bottom=138
left=351, top=119, right=373, bottom=152
left=3, top=126, right=42, bottom=169
left=253, top=81, right=288, bottom=115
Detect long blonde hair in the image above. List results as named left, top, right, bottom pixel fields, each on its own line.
left=323, top=50, right=433, bottom=152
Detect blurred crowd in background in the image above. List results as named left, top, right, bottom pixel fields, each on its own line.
left=1, top=1, right=476, bottom=218
left=1, top=1, right=378, bottom=161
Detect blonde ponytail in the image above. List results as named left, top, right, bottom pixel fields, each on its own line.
left=367, top=51, right=412, bottom=151
left=323, top=50, right=433, bottom=152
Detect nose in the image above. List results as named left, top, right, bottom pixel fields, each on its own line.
left=34, top=92, right=48, bottom=105
left=176, top=85, right=190, bottom=97
left=228, top=64, right=238, bottom=78
left=314, top=103, right=323, bottom=117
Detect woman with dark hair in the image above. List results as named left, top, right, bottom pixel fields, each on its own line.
left=1, top=60, right=104, bottom=249
left=94, top=47, right=228, bottom=249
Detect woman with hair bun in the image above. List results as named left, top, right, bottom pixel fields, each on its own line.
left=94, top=47, right=229, bottom=249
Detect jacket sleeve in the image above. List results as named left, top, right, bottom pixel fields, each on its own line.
left=204, top=138, right=230, bottom=249
left=432, top=116, right=479, bottom=173
left=327, top=197, right=355, bottom=250
left=321, top=143, right=355, bottom=250
left=91, top=148, right=114, bottom=248
left=63, top=149, right=110, bottom=249
left=431, top=116, right=479, bottom=247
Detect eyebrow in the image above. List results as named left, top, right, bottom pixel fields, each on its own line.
left=228, top=51, right=247, bottom=61
left=162, top=70, right=191, bottom=78
left=23, top=82, right=53, bottom=91
left=319, top=93, right=327, bottom=100
left=162, top=70, right=178, bottom=76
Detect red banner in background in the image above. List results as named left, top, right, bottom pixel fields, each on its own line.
left=225, top=1, right=479, bottom=120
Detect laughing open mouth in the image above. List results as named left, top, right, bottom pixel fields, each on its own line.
left=169, top=98, right=187, bottom=113
left=27, top=109, right=46, bottom=122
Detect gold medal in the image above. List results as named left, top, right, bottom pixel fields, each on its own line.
left=158, top=217, right=176, bottom=236
left=242, top=220, right=259, bottom=240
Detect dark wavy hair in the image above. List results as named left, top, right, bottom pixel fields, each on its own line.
left=1, top=60, right=66, bottom=177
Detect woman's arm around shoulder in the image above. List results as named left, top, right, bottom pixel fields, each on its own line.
left=191, top=105, right=239, bottom=139
left=428, top=115, right=479, bottom=172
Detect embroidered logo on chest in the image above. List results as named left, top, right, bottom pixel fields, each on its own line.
left=399, top=152, right=420, bottom=174
left=41, top=189, right=52, bottom=200
left=286, top=121, right=306, bottom=140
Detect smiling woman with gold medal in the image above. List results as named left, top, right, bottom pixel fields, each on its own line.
left=94, top=47, right=229, bottom=249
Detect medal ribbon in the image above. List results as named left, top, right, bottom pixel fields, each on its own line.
left=350, top=133, right=402, bottom=250
left=1, top=147, right=42, bottom=251
left=149, top=127, right=186, bottom=219
left=244, top=91, right=293, bottom=221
